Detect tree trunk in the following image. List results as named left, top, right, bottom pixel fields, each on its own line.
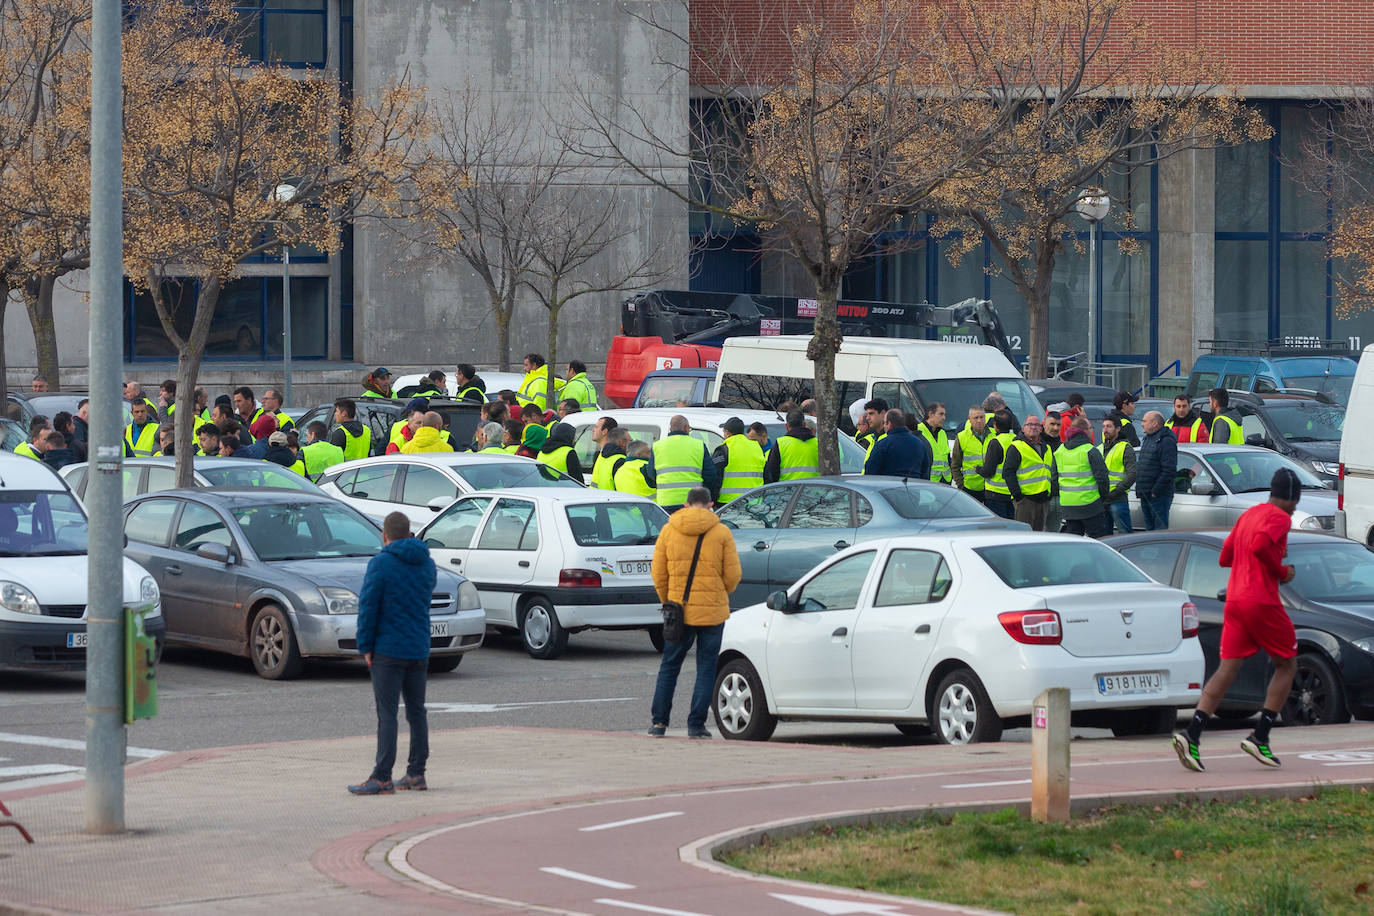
left=544, top=296, right=560, bottom=415
left=494, top=297, right=512, bottom=373
left=806, top=280, right=843, bottom=476
left=173, top=277, right=222, bottom=488
left=1022, top=245, right=1057, bottom=380
left=0, top=291, right=9, bottom=396
left=22, top=276, right=60, bottom=390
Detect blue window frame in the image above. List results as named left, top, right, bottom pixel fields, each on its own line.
left=234, top=1, right=326, bottom=68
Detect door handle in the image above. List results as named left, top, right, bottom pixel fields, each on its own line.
left=166, top=565, right=182, bottom=576
left=831, top=627, right=847, bottom=637
left=752, top=541, right=769, bottom=551
left=449, top=558, right=462, bottom=566
left=833, top=540, right=849, bottom=550
left=915, top=624, right=930, bottom=634
left=518, top=560, right=530, bottom=568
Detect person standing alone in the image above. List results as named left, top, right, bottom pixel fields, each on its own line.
left=648, top=487, right=741, bottom=739
left=349, top=512, right=436, bottom=795
left=1172, top=469, right=1303, bottom=773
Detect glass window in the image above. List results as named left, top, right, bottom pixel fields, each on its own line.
left=976, top=542, right=1149, bottom=588
left=718, top=486, right=793, bottom=530
left=565, top=503, right=667, bottom=547
left=874, top=549, right=948, bottom=606
left=1279, top=105, right=1328, bottom=235
left=871, top=382, right=918, bottom=417
left=1215, top=129, right=1269, bottom=232
left=1101, top=241, right=1151, bottom=356
left=198, top=463, right=316, bottom=491
left=637, top=377, right=705, bottom=408
left=855, top=494, right=873, bottom=526
left=0, top=490, right=88, bottom=554
left=621, top=426, right=659, bottom=447
left=796, top=551, right=876, bottom=612
left=401, top=466, right=459, bottom=507
left=1047, top=242, right=1089, bottom=356
left=937, top=245, right=985, bottom=307
left=1181, top=544, right=1228, bottom=602
left=716, top=373, right=816, bottom=412
left=879, top=484, right=989, bottom=520
left=886, top=245, right=927, bottom=306
left=1278, top=241, right=1328, bottom=341
left=1286, top=541, right=1374, bottom=603
left=451, top=461, right=580, bottom=491
left=690, top=428, right=724, bottom=452
left=174, top=502, right=233, bottom=552
left=124, top=499, right=178, bottom=547
left=122, top=469, right=143, bottom=501
left=1118, top=541, right=1183, bottom=585
left=573, top=424, right=599, bottom=468
left=424, top=497, right=492, bottom=550
left=786, top=485, right=852, bottom=529
left=1263, top=402, right=1343, bottom=443
left=146, top=466, right=177, bottom=493
left=1175, top=454, right=1217, bottom=494
left=231, top=502, right=381, bottom=560
left=65, top=466, right=87, bottom=494
left=475, top=498, right=538, bottom=551
left=1202, top=450, right=1323, bottom=494
left=912, top=379, right=1041, bottom=434
left=266, top=277, right=328, bottom=359
left=343, top=464, right=397, bottom=501
left=1214, top=240, right=1269, bottom=341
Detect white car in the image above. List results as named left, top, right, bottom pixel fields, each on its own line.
left=0, top=454, right=165, bottom=672
left=316, top=453, right=584, bottom=528
left=714, top=532, right=1203, bottom=744
left=392, top=370, right=525, bottom=400
left=557, top=407, right=868, bottom=485
left=417, top=488, right=667, bottom=658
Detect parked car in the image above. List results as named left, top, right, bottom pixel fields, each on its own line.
left=120, top=488, right=483, bottom=679
left=713, top=532, right=1203, bottom=744
left=23, top=392, right=129, bottom=427
left=316, top=453, right=583, bottom=528
left=0, top=418, right=27, bottom=452
left=0, top=453, right=165, bottom=671
left=5, top=392, right=33, bottom=427
left=632, top=368, right=717, bottom=408
left=418, top=488, right=666, bottom=658
left=292, top=398, right=483, bottom=457
left=392, top=371, right=526, bottom=401
left=1028, top=381, right=1118, bottom=407
left=61, top=457, right=321, bottom=502
left=1108, top=530, right=1374, bottom=724
left=716, top=477, right=1027, bottom=608
left=1191, top=391, right=1342, bottom=485
left=1184, top=350, right=1356, bottom=405
left=1337, top=342, right=1374, bottom=545
left=1129, top=445, right=1337, bottom=532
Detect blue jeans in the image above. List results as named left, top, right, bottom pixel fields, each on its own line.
left=1106, top=500, right=1133, bottom=534
left=370, top=654, right=429, bottom=781
left=985, top=495, right=1015, bottom=520
left=1139, top=493, right=1173, bottom=531
left=651, top=623, right=724, bottom=730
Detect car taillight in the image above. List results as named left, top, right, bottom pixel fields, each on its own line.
left=1338, top=462, right=1345, bottom=511
left=1182, top=601, right=1199, bottom=639
left=998, top=610, right=1062, bottom=645
left=559, top=568, right=602, bottom=588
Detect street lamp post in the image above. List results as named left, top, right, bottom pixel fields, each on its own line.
left=1074, top=187, right=1111, bottom=384
left=274, top=184, right=297, bottom=408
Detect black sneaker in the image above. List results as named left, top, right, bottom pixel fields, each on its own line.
left=395, top=773, right=427, bottom=791
left=687, top=727, right=712, bottom=739
left=1171, top=732, right=1204, bottom=772
left=1240, top=734, right=1281, bottom=768
left=647, top=724, right=666, bottom=737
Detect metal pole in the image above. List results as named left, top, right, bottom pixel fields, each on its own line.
left=283, top=248, right=292, bottom=409
left=1087, top=223, right=1098, bottom=385
left=85, top=0, right=125, bottom=834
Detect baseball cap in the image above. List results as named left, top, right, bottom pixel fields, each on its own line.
left=719, top=417, right=745, bottom=435
left=1270, top=468, right=1302, bottom=502
left=1113, top=391, right=1139, bottom=409
left=268, top=431, right=289, bottom=447
left=373, top=367, right=391, bottom=377
left=404, top=397, right=429, bottom=415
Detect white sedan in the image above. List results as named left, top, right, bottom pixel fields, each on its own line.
left=417, top=488, right=667, bottom=659
left=714, top=532, right=1204, bottom=744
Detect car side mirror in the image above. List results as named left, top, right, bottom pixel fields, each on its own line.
left=196, top=543, right=232, bottom=565
left=1190, top=480, right=1222, bottom=497
left=1245, top=433, right=1272, bottom=448
left=1216, top=588, right=1227, bottom=602
left=765, top=590, right=792, bottom=613
left=427, top=496, right=450, bottom=512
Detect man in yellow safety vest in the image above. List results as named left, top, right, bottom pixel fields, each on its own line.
left=712, top=416, right=765, bottom=503
left=646, top=415, right=717, bottom=511
left=951, top=406, right=990, bottom=501
left=764, top=409, right=818, bottom=483
left=917, top=402, right=951, bottom=484
left=1003, top=414, right=1057, bottom=532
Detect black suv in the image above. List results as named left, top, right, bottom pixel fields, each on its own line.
left=1191, top=391, right=1343, bottom=486
left=294, top=398, right=483, bottom=457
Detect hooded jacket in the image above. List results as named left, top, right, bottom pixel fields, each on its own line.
left=1057, top=429, right=1110, bottom=520
left=457, top=374, right=487, bottom=404
left=401, top=426, right=453, bottom=453
left=538, top=422, right=583, bottom=479
left=262, top=444, right=297, bottom=468
left=329, top=420, right=367, bottom=452
left=516, top=423, right=548, bottom=459
left=356, top=537, right=437, bottom=660
left=651, top=506, right=741, bottom=627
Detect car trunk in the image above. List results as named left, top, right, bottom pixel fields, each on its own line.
left=1020, top=583, right=1183, bottom=658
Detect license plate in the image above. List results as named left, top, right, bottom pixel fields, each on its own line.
left=430, top=621, right=449, bottom=638
left=619, top=560, right=651, bottom=576
left=66, top=632, right=87, bottom=648
left=1097, top=672, right=1163, bottom=696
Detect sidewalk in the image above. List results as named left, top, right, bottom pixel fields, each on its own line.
left=2, top=724, right=1372, bottom=915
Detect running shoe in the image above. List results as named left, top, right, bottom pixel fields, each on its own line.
left=1171, top=732, right=1205, bottom=772
left=1240, top=734, right=1281, bottom=768
left=646, top=724, right=666, bottom=737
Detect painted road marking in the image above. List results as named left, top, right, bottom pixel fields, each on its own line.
left=0, top=731, right=168, bottom=758
left=539, top=867, right=635, bottom=889
left=0, top=764, right=81, bottom=778
left=1298, top=750, right=1374, bottom=765
left=941, top=778, right=1032, bottom=789
left=771, top=893, right=915, bottom=914
left=428, top=697, right=637, bottom=714
left=594, top=899, right=715, bottom=916
left=580, top=811, right=684, bottom=832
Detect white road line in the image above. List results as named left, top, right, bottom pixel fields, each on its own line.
left=0, top=764, right=82, bottom=778
left=0, top=771, right=86, bottom=792
left=580, top=811, right=684, bottom=832
left=594, top=899, right=715, bottom=916
left=1321, top=761, right=1374, bottom=767
left=539, top=867, right=635, bottom=890
left=0, top=731, right=167, bottom=758
left=428, top=697, right=637, bottom=715
left=941, top=778, right=1032, bottom=789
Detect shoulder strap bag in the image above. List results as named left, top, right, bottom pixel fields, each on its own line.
left=660, top=534, right=705, bottom=644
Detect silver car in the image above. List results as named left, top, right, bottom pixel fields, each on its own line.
left=1130, top=444, right=1337, bottom=532
left=120, top=488, right=484, bottom=679
left=63, top=457, right=322, bottom=501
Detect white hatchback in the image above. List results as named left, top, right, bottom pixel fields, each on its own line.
left=417, top=488, right=667, bottom=658
left=715, top=532, right=1204, bottom=744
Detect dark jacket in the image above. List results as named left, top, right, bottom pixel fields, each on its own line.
left=1002, top=435, right=1057, bottom=503
left=1135, top=426, right=1178, bottom=499
left=977, top=434, right=1012, bottom=498
left=1107, top=409, right=1141, bottom=447
left=539, top=422, right=583, bottom=479
left=457, top=374, right=488, bottom=404
left=642, top=430, right=719, bottom=494
left=72, top=416, right=89, bottom=446
left=764, top=426, right=817, bottom=484
left=262, top=444, right=297, bottom=468
left=1057, top=430, right=1110, bottom=520
left=42, top=448, right=78, bottom=472
left=863, top=425, right=932, bottom=479
left=356, top=537, right=438, bottom=660
left=329, top=420, right=367, bottom=452
left=237, top=440, right=269, bottom=461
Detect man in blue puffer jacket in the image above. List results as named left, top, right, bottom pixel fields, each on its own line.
left=349, top=512, right=437, bottom=795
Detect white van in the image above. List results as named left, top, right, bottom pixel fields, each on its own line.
left=713, top=336, right=1042, bottom=434
left=1335, top=343, right=1374, bottom=543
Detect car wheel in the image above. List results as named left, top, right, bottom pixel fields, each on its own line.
left=518, top=597, right=568, bottom=660
left=250, top=604, right=303, bottom=680
left=648, top=624, right=665, bottom=653
left=932, top=669, right=1002, bottom=745
left=713, top=658, right=777, bottom=741
left=428, top=655, right=462, bottom=674
left=1110, top=707, right=1178, bottom=737
left=894, top=723, right=931, bottom=739
left=1282, top=652, right=1350, bottom=726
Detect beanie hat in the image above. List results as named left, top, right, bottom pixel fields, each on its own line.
left=404, top=397, right=429, bottom=415
left=1270, top=468, right=1302, bottom=502
left=250, top=414, right=278, bottom=440
left=848, top=398, right=867, bottom=427
left=522, top=424, right=548, bottom=450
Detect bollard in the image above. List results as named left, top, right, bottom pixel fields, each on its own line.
left=1030, top=686, right=1070, bottom=823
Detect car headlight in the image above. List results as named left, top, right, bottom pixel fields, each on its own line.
left=1311, top=461, right=1340, bottom=476
left=320, top=587, right=358, bottom=615
left=1299, top=515, right=1336, bottom=531
left=457, top=580, right=482, bottom=611
left=1354, top=637, right=1374, bottom=656
left=0, top=581, right=40, bottom=615
left=140, top=576, right=160, bottom=606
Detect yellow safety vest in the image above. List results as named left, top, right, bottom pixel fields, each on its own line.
left=339, top=425, right=372, bottom=461
left=13, top=442, right=40, bottom=460
left=985, top=432, right=1016, bottom=497
left=918, top=423, right=951, bottom=483
left=388, top=419, right=410, bottom=451
left=651, top=435, right=707, bottom=507
left=776, top=434, right=819, bottom=482
left=956, top=427, right=988, bottom=491
left=562, top=373, right=599, bottom=410
left=1056, top=441, right=1100, bottom=508
left=613, top=457, right=653, bottom=498
left=478, top=444, right=507, bottom=454
left=456, top=385, right=485, bottom=402
left=287, top=459, right=307, bottom=476
left=1167, top=416, right=1207, bottom=443
left=1009, top=440, right=1052, bottom=497
left=719, top=434, right=765, bottom=502
left=1098, top=439, right=1128, bottom=494
left=124, top=422, right=158, bottom=457
left=592, top=450, right=624, bottom=489
left=302, top=440, right=345, bottom=476
left=517, top=370, right=564, bottom=411
left=272, top=411, right=294, bottom=432
left=1211, top=414, right=1243, bottom=445
left=502, top=444, right=521, bottom=455
left=537, top=446, right=574, bottom=475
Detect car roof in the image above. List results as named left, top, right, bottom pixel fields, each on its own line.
left=326, top=452, right=543, bottom=474
left=744, top=475, right=947, bottom=492
left=1176, top=443, right=1284, bottom=455
left=131, top=487, right=339, bottom=507
left=858, top=531, right=1092, bottom=551
left=454, top=486, right=653, bottom=504
left=1107, top=530, right=1349, bottom=546
left=0, top=452, right=68, bottom=489
left=562, top=407, right=800, bottom=425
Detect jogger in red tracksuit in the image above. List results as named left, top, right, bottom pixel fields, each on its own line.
left=1172, top=468, right=1303, bottom=771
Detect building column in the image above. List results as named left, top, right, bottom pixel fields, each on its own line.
left=1156, top=148, right=1216, bottom=376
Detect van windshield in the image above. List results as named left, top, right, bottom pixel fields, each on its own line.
left=912, top=378, right=1042, bottom=433
left=1280, top=375, right=1353, bottom=405
left=0, top=490, right=88, bottom=556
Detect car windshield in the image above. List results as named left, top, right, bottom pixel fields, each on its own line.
left=638, top=377, right=703, bottom=408
left=1286, top=542, right=1374, bottom=605
left=0, top=489, right=88, bottom=555
left=1203, top=450, right=1326, bottom=493
left=913, top=378, right=1042, bottom=434
left=565, top=502, right=667, bottom=546
left=1282, top=374, right=1353, bottom=405
left=761, top=424, right=866, bottom=474
left=452, top=461, right=582, bottom=490
left=0, top=419, right=25, bottom=452
left=880, top=484, right=990, bottom=519
left=1262, top=402, right=1344, bottom=443
left=230, top=502, right=381, bottom=561
left=976, top=542, right=1150, bottom=589
left=199, top=464, right=319, bottom=491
